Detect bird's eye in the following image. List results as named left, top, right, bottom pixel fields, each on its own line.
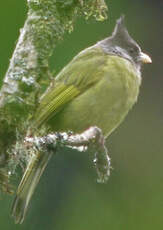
left=129, top=47, right=135, bottom=53
left=128, top=46, right=139, bottom=54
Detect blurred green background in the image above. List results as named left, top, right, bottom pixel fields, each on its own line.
left=0, top=0, right=163, bottom=229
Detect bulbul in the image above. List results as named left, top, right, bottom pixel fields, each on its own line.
left=11, top=16, right=152, bottom=224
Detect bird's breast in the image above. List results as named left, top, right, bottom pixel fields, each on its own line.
left=49, top=56, right=141, bottom=137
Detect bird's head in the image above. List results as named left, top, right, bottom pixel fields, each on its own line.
left=98, top=16, right=152, bottom=70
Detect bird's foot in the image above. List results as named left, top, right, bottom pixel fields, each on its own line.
left=25, top=126, right=111, bottom=183
left=57, top=126, right=111, bottom=183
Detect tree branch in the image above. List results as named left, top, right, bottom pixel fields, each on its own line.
left=0, top=0, right=108, bottom=193
left=24, top=126, right=111, bottom=183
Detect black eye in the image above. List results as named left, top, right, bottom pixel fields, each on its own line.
left=128, top=46, right=139, bottom=54
left=129, top=48, right=135, bottom=53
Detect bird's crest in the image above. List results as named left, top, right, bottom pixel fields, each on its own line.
left=112, top=15, right=132, bottom=43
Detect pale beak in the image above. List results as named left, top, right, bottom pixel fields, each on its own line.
left=139, top=52, right=152, bottom=64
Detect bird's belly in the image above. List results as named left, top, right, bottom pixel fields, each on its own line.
left=49, top=72, right=140, bottom=137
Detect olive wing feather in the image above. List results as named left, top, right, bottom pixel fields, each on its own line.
left=34, top=46, right=107, bottom=128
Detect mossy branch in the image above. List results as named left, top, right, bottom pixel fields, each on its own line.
left=0, top=0, right=108, bottom=193
left=24, top=126, right=111, bottom=183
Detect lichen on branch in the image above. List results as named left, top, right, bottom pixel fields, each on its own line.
left=0, top=0, right=108, bottom=193
left=24, top=126, right=111, bottom=183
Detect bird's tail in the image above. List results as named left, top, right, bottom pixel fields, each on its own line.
left=11, top=150, right=53, bottom=224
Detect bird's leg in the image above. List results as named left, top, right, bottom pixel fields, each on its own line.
left=88, top=127, right=111, bottom=183
left=25, top=126, right=111, bottom=183
left=56, top=126, right=111, bottom=183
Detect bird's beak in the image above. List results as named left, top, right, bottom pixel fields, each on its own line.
left=139, top=52, right=152, bottom=64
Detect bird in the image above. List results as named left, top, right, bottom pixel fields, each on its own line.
left=11, top=16, right=152, bottom=224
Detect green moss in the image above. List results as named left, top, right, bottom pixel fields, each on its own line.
left=0, top=0, right=108, bottom=193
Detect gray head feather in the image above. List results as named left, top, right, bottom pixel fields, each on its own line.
left=97, top=16, right=142, bottom=70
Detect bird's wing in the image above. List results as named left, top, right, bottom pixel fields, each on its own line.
left=34, top=46, right=107, bottom=128
left=34, top=83, right=80, bottom=128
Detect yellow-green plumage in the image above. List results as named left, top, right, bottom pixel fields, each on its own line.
left=11, top=150, right=53, bottom=224
left=35, top=47, right=141, bottom=136
left=11, top=16, right=151, bottom=224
